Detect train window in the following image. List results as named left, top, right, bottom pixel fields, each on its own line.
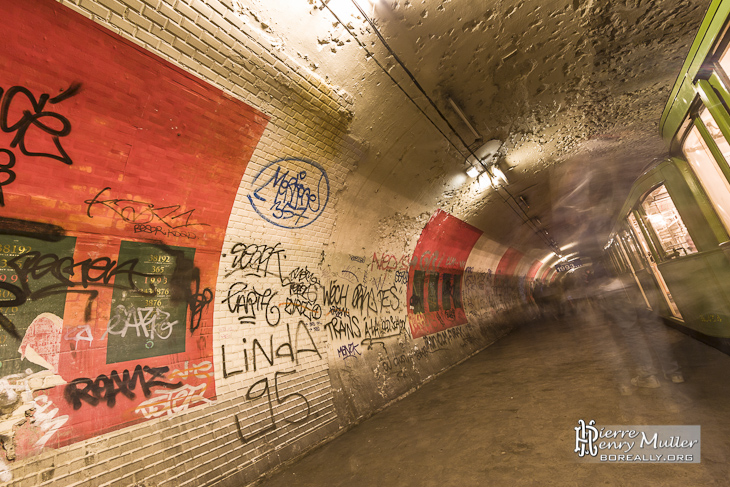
left=640, top=185, right=697, bottom=259
left=682, top=115, right=730, bottom=232
left=698, top=108, right=730, bottom=160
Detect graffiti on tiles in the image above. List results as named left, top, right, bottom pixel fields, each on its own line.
left=247, top=158, right=330, bottom=229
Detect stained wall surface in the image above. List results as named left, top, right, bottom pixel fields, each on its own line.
left=0, top=1, right=554, bottom=485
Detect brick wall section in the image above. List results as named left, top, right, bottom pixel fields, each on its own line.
left=0, top=2, right=533, bottom=486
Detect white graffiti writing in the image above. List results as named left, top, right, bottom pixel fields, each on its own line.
left=102, top=305, right=178, bottom=344
left=63, top=324, right=93, bottom=346
left=134, top=383, right=212, bottom=419
left=168, top=361, right=213, bottom=381
left=31, top=395, right=69, bottom=449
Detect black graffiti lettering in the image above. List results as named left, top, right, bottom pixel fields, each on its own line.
left=0, top=251, right=154, bottom=334
left=237, top=377, right=276, bottom=442
left=235, top=369, right=313, bottom=444
left=360, top=315, right=408, bottom=350
left=282, top=266, right=319, bottom=293
left=0, top=281, right=26, bottom=308
left=161, top=245, right=214, bottom=335
left=329, top=306, right=349, bottom=318
left=283, top=296, right=322, bottom=320
left=0, top=149, right=16, bottom=207
left=63, top=365, right=181, bottom=410
left=85, top=187, right=208, bottom=230
left=279, top=266, right=321, bottom=321
left=394, top=270, right=408, bottom=285
left=324, top=315, right=361, bottom=341
left=226, top=322, right=320, bottom=376
left=64, top=378, right=97, bottom=408
left=323, top=280, right=348, bottom=307
left=6, top=250, right=153, bottom=302
left=188, top=279, right=213, bottom=334
left=352, top=284, right=377, bottom=316
left=253, top=336, right=275, bottom=372
left=275, top=370, right=311, bottom=424
left=227, top=242, right=285, bottom=279
left=352, top=284, right=400, bottom=317
left=286, top=281, right=318, bottom=301
left=294, top=320, right=321, bottom=363
left=223, top=282, right=280, bottom=326
left=221, top=344, right=243, bottom=379
left=0, top=83, right=79, bottom=165
left=422, top=326, right=474, bottom=352
left=377, top=285, right=400, bottom=313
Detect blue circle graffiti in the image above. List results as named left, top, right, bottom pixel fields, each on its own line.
left=247, top=158, right=330, bottom=229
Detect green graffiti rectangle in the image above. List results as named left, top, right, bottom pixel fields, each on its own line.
left=106, top=241, right=195, bottom=364
left=0, top=235, right=76, bottom=375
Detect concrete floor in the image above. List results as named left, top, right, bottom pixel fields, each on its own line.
left=251, top=304, right=730, bottom=486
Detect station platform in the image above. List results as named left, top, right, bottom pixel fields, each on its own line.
left=251, top=305, right=730, bottom=486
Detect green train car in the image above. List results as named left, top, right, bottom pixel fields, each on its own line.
left=606, top=0, right=730, bottom=352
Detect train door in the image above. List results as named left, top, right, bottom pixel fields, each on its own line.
left=627, top=211, right=684, bottom=320
left=614, top=235, right=652, bottom=309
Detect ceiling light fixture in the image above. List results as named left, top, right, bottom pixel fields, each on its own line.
left=464, top=139, right=507, bottom=188
left=491, top=166, right=508, bottom=185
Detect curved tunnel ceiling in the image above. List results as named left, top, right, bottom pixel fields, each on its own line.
left=236, top=0, right=708, bottom=260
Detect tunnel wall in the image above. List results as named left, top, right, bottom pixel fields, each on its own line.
left=0, top=1, right=542, bottom=485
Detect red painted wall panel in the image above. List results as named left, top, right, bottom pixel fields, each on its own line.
left=495, top=247, right=524, bottom=277
left=0, top=0, right=268, bottom=456
left=526, top=259, right=542, bottom=280
left=540, top=266, right=552, bottom=280
left=407, top=210, right=482, bottom=338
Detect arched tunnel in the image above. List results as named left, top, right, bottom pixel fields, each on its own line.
left=0, top=0, right=729, bottom=484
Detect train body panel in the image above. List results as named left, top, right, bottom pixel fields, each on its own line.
left=610, top=0, right=730, bottom=351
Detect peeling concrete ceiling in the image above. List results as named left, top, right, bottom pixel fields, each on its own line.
left=240, top=0, right=709, bottom=259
